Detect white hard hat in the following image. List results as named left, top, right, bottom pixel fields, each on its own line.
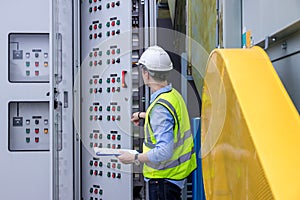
left=138, top=45, right=173, bottom=72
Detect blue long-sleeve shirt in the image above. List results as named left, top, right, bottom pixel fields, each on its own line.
left=145, top=84, right=185, bottom=189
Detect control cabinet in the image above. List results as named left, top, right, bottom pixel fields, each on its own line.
left=80, top=0, right=134, bottom=199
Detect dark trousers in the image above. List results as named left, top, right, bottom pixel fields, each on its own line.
left=148, top=179, right=181, bottom=200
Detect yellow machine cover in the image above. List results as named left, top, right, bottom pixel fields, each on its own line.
left=201, top=46, right=300, bottom=200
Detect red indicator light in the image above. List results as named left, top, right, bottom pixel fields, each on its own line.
left=94, top=24, right=97, bottom=30
left=94, top=61, right=97, bottom=66
left=112, top=87, right=115, bottom=93
left=35, top=62, right=39, bottom=67
left=94, top=134, right=98, bottom=139
left=94, top=6, right=97, bottom=11
left=112, top=173, right=116, bottom=178
left=112, top=59, right=115, bottom=64
left=35, top=137, right=39, bottom=143
left=94, top=161, right=98, bottom=167
left=94, top=189, right=98, bottom=194
left=94, top=88, right=97, bottom=93
left=94, top=51, right=97, bottom=57
left=111, top=21, right=115, bottom=26
left=112, top=163, right=116, bottom=168
left=94, top=79, right=97, bottom=84
left=94, top=116, right=98, bottom=121
left=112, top=30, right=115, bottom=36
left=94, top=107, right=98, bottom=112
left=94, top=33, right=97, bottom=39
left=94, top=0, right=97, bottom=2
left=112, top=78, right=115, bottom=83
left=112, top=106, right=116, bottom=111
left=112, top=144, right=116, bottom=149
left=111, top=49, right=115, bottom=55
left=35, top=129, right=39, bottom=134
left=111, top=2, right=115, bottom=7
left=112, top=135, right=116, bottom=140
left=94, top=170, right=98, bottom=176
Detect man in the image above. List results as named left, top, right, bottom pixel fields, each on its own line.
left=118, top=45, right=197, bottom=200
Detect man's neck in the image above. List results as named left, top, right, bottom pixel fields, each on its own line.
left=150, top=81, right=168, bottom=93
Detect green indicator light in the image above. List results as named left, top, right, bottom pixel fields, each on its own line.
left=89, top=133, right=93, bottom=139
left=99, top=106, right=102, bottom=111
left=89, top=115, right=93, bottom=120
left=117, top=135, right=121, bottom=140
left=106, top=88, right=110, bottom=93
left=89, top=34, right=92, bottom=39
left=117, top=106, right=121, bottom=111
left=89, top=161, right=93, bottom=166
left=89, top=88, right=93, bottom=94
left=89, top=25, right=92, bottom=30
left=89, top=106, right=93, bottom=111
left=117, top=49, right=120, bottom=54
left=106, top=50, right=110, bottom=55
left=106, top=78, right=110, bottom=83
left=107, top=116, right=110, bottom=121
left=98, top=51, right=102, bottom=56
left=99, top=162, right=103, bottom=167
left=99, top=78, right=102, bottom=84
left=99, top=134, right=102, bottom=139
left=89, top=0, right=92, bottom=3
left=117, top=163, right=121, bottom=169
left=90, top=143, right=93, bottom=148
left=89, top=7, right=93, bottom=13
left=90, top=170, right=93, bottom=175
left=26, top=62, right=30, bottom=67
left=107, top=59, right=110, bottom=64
left=89, top=79, right=93, bottom=84
left=89, top=61, right=93, bottom=67
left=98, top=23, right=102, bottom=29
left=106, top=22, right=110, bottom=27
left=89, top=188, right=93, bottom=193
left=26, top=129, right=30, bottom=134
left=26, top=138, right=30, bottom=143
left=26, top=71, right=30, bottom=76
left=99, top=189, right=103, bottom=195
left=117, top=77, right=120, bottom=83
left=116, top=20, right=120, bottom=25
left=106, top=31, right=110, bottom=37
left=107, top=106, right=110, bottom=111
left=107, top=134, right=111, bottom=140
left=89, top=52, right=93, bottom=57
left=107, top=172, right=110, bottom=177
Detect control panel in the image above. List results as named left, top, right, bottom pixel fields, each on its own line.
left=81, top=0, right=133, bottom=199
left=9, top=33, right=49, bottom=83
left=9, top=102, right=50, bottom=151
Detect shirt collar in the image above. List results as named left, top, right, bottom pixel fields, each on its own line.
left=150, top=84, right=172, bottom=103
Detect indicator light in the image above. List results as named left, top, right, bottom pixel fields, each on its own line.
left=44, top=62, right=48, bottom=67
left=98, top=88, right=102, bottom=93
left=107, top=172, right=111, bottom=178
left=90, top=143, right=93, bottom=148
left=112, top=135, right=116, bottom=140
left=112, top=173, right=116, bottom=178
left=94, top=33, right=97, bottom=39
left=112, top=116, right=115, bottom=121
left=106, top=22, right=110, bottom=28
left=35, top=128, right=39, bottom=134
left=117, top=135, right=121, bottom=140
left=99, top=189, right=103, bottom=195
left=90, top=169, right=93, bottom=175
left=89, top=7, right=93, bottom=13
left=94, top=161, right=98, bottom=167
left=94, top=61, right=97, bottom=66
left=107, top=163, right=111, bottom=168
left=117, top=49, right=120, bottom=54
left=26, top=120, right=30, bottom=125
left=89, top=34, right=92, bottom=39
left=94, top=106, right=98, bottom=111
left=26, top=53, right=30, bottom=58
left=94, top=116, right=98, bottom=121
left=35, top=137, right=39, bottom=143
left=94, top=189, right=98, bottom=194
left=117, top=163, right=121, bottom=169
left=94, top=79, right=97, bottom=84
left=26, top=61, right=30, bottom=67
left=112, top=106, right=116, bottom=111
left=26, top=71, right=30, bottom=76
left=99, top=78, right=102, bottom=84
left=26, top=137, right=30, bottom=143
left=44, top=119, right=48, bottom=125
left=90, top=161, right=93, bottom=166
left=98, top=60, right=102, bottom=65
left=99, top=106, right=102, bottom=111
left=89, top=52, right=93, bottom=57
left=112, top=163, right=116, bottom=168
left=89, top=61, right=93, bottom=67
left=35, top=53, right=39, bottom=58
left=107, top=115, right=110, bottom=121
left=106, top=3, right=110, bottom=8
left=117, top=106, right=120, bottom=111
left=106, top=78, right=110, bottom=83
left=112, top=78, right=115, bottom=83
left=116, top=1, right=120, bottom=6
left=94, top=24, right=97, bottom=30
left=94, top=51, right=97, bottom=57
left=111, top=2, right=115, bottom=7
left=106, top=31, right=110, bottom=37
left=116, top=20, right=120, bottom=25
left=112, top=144, right=116, bottom=149
left=98, top=115, right=103, bottom=121
left=99, top=161, right=103, bottom=167
left=117, top=116, right=121, bottom=121
left=98, top=23, right=102, bottom=29
left=90, top=115, right=93, bottom=121
left=112, top=59, right=115, bottom=64
left=44, top=128, right=48, bottom=134
left=35, top=62, right=39, bottom=67
left=107, top=59, right=110, bottom=64
left=111, top=21, right=115, bottom=26
left=26, top=129, right=30, bottom=134
left=106, top=50, right=110, bottom=55
left=117, top=77, right=120, bottom=82
left=116, top=29, right=120, bottom=35
left=93, top=0, right=97, bottom=2
left=89, top=88, right=93, bottom=94
left=112, top=30, right=115, bottom=36
left=99, top=134, right=103, bottom=139
left=94, top=134, right=98, bottom=139
left=107, top=144, right=111, bottom=148
left=94, top=6, right=97, bottom=12
left=94, top=88, right=98, bottom=93
left=44, top=53, right=48, bottom=58
left=111, top=49, right=115, bottom=55
left=90, top=188, right=93, bottom=193
left=99, top=171, right=103, bottom=176
left=98, top=51, right=102, bottom=56
left=94, top=170, right=98, bottom=176
left=90, top=133, right=93, bottom=138
left=89, top=0, right=92, bottom=3
left=89, top=106, right=93, bottom=111
left=107, top=134, right=111, bottom=140
left=107, top=106, right=110, bottom=111
left=112, top=87, right=115, bottom=93
left=117, top=173, right=121, bottom=179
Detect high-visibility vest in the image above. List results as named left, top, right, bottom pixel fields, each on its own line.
left=143, top=88, right=197, bottom=180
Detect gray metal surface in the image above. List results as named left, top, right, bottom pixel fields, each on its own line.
left=0, top=0, right=52, bottom=199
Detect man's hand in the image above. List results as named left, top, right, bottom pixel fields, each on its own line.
left=131, top=112, right=145, bottom=126
left=117, top=151, right=135, bottom=164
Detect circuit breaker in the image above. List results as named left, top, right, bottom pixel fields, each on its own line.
left=9, top=33, right=49, bottom=82
left=80, top=0, right=133, bottom=199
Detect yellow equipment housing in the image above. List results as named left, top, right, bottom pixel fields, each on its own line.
left=201, top=46, right=300, bottom=200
